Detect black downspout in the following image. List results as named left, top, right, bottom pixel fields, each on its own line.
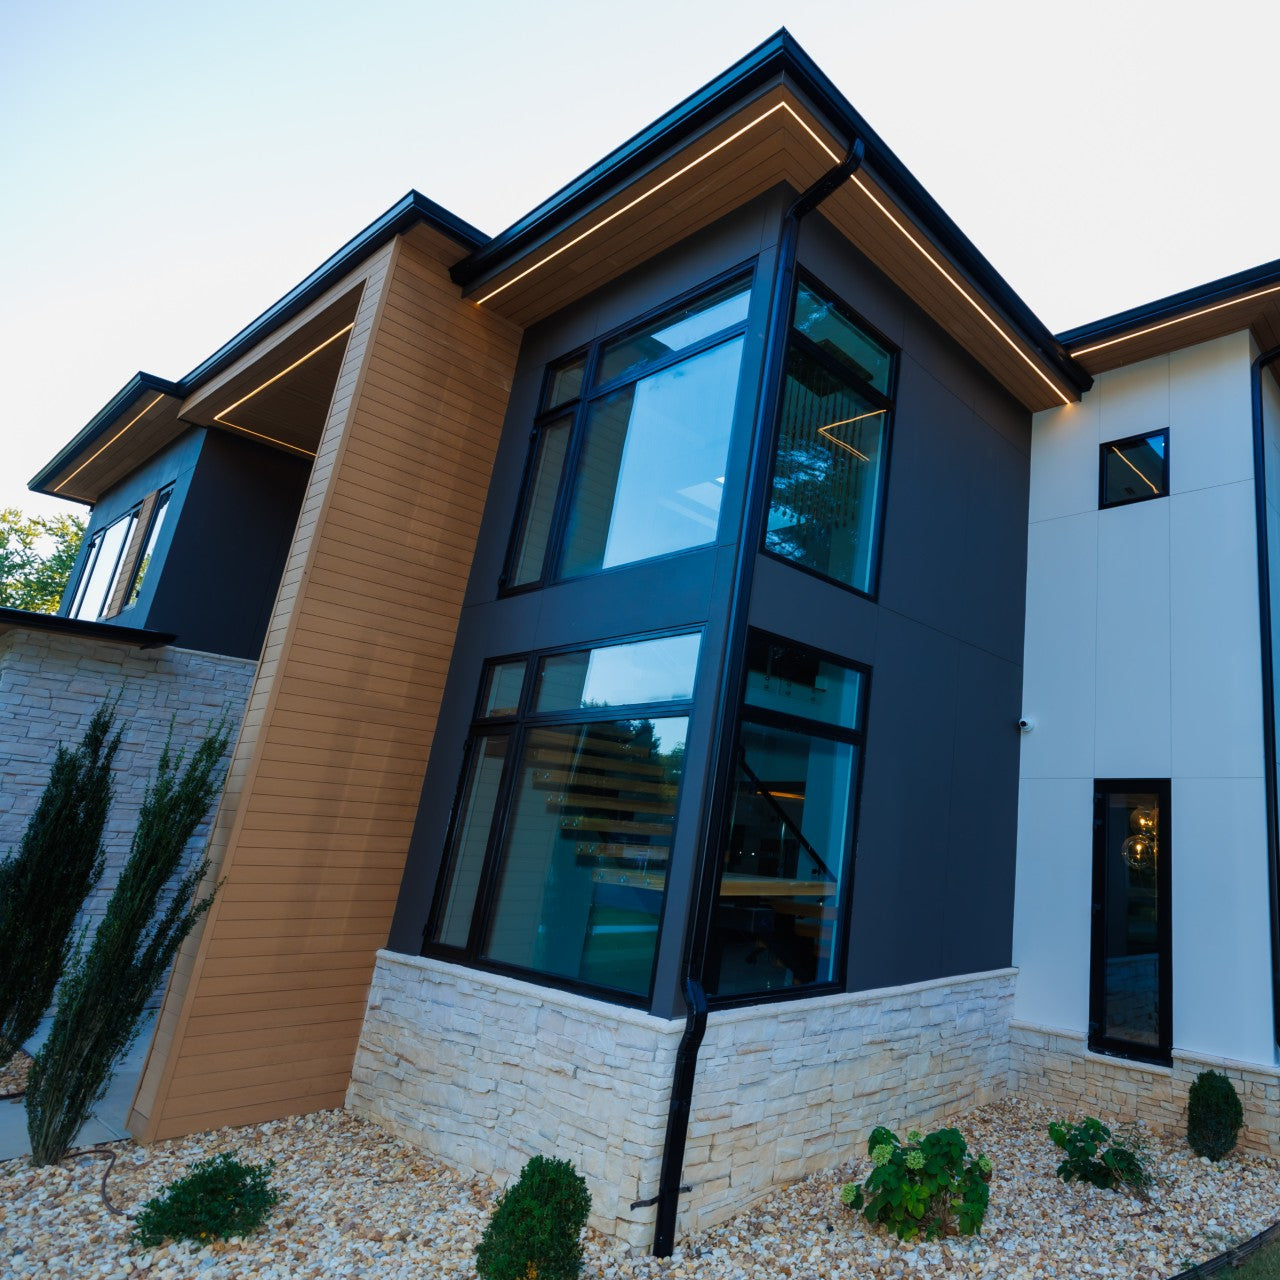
left=648, top=137, right=865, bottom=1259
left=1250, top=347, right=1280, bottom=1046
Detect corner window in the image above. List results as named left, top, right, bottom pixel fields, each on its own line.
left=124, top=487, right=173, bottom=608
left=704, top=633, right=868, bottom=999
left=427, top=631, right=701, bottom=1001
left=68, top=506, right=141, bottom=621
left=763, top=277, right=896, bottom=596
left=1090, top=780, right=1171, bottom=1063
left=503, top=275, right=752, bottom=589
left=1100, top=430, right=1168, bottom=508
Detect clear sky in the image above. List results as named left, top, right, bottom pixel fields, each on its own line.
left=4, top=0, right=1278, bottom=519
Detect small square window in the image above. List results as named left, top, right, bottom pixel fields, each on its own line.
left=1100, top=430, right=1168, bottom=508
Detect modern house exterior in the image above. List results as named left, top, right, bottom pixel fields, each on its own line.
left=18, top=29, right=1280, bottom=1250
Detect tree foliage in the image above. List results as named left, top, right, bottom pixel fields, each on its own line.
left=0, top=507, right=86, bottom=614
left=0, top=702, right=121, bottom=1067
left=26, top=721, right=231, bottom=1165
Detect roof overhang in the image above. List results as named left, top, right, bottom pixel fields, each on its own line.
left=1061, top=257, right=1280, bottom=374
left=31, top=193, right=487, bottom=503
left=453, top=30, right=1090, bottom=412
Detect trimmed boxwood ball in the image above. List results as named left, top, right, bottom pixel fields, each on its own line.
left=476, top=1155, right=591, bottom=1280
left=1187, top=1069, right=1243, bottom=1161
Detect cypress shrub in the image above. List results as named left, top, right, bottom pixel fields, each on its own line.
left=476, top=1155, right=592, bottom=1280
left=0, top=701, right=121, bottom=1067
left=25, top=722, right=230, bottom=1165
left=1187, top=1069, right=1244, bottom=1161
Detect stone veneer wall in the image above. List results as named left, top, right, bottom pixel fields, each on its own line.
left=1010, top=1020, right=1280, bottom=1153
left=0, top=628, right=256, bottom=945
left=347, top=952, right=1015, bottom=1249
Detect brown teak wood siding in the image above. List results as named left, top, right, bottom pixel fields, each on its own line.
left=129, top=231, right=521, bottom=1140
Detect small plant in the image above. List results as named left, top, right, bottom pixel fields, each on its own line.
left=1048, top=1116, right=1155, bottom=1201
left=1187, top=1070, right=1243, bottom=1161
left=476, top=1155, right=591, bottom=1280
left=841, top=1125, right=991, bottom=1241
left=132, top=1151, right=280, bottom=1246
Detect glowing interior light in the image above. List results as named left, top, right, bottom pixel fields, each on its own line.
left=1110, top=444, right=1160, bottom=494
left=213, top=323, right=354, bottom=457
left=1071, top=283, right=1280, bottom=358
left=56, top=395, right=166, bottom=493
left=817, top=408, right=885, bottom=461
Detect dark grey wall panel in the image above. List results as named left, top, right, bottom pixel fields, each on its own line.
left=145, top=431, right=311, bottom=659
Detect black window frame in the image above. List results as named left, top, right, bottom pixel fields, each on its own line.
left=1089, top=777, right=1172, bottom=1066
left=759, top=268, right=899, bottom=601
left=1099, top=429, right=1169, bottom=510
left=699, top=628, right=872, bottom=1010
left=498, top=264, right=756, bottom=595
left=121, top=484, right=175, bottom=611
left=423, top=626, right=703, bottom=1009
left=66, top=501, right=144, bottom=622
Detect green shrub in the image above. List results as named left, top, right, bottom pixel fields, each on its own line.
left=1048, top=1116, right=1154, bottom=1200
left=476, top=1155, right=591, bottom=1280
left=1187, top=1070, right=1243, bottom=1161
left=132, top=1151, right=280, bottom=1247
left=841, top=1125, right=991, bottom=1241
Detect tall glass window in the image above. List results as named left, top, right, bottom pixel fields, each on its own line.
left=1090, top=780, right=1171, bottom=1063
left=427, top=632, right=701, bottom=1000
left=503, top=275, right=751, bottom=589
left=764, top=277, right=895, bottom=596
left=68, top=507, right=140, bottom=621
left=704, top=633, right=867, bottom=998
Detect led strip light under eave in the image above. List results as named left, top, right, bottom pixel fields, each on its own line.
left=56, top=394, right=166, bottom=494
left=1071, top=282, right=1280, bottom=358
left=473, top=100, right=1073, bottom=407
left=212, top=323, right=355, bottom=458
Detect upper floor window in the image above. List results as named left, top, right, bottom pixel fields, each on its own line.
left=1100, top=430, right=1168, bottom=508
left=427, top=630, right=701, bottom=1000
left=763, top=277, right=896, bottom=596
left=125, top=487, right=173, bottom=609
left=503, top=275, right=752, bottom=590
left=68, top=506, right=141, bottom=621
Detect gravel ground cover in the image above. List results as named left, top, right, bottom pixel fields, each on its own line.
left=2, top=1096, right=1278, bottom=1279
left=0, top=1049, right=32, bottom=1097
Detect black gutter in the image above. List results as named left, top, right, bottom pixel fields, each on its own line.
left=451, top=29, right=1089, bottom=399
left=0, top=606, right=175, bottom=650
left=1060, top=256, right=1280, bottom=351
left=1250, top=347, right=1280, bottom=1047
left=32, top=191, right=489, bottom=495
left=649, top=138, right=865, bottom=1259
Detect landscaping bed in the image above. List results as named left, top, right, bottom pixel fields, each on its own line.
left=3, top=1097, right=1278, bottom=1279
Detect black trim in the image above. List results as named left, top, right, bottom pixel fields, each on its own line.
left=0, top=606, right=174, bottom=649
left=1088, top=778, right=1172, bottom=1066
left=1060, top=256, right=1280, bottom=352
left=1098, top=429, right=1169, bottom=510
left=32, top=191, right=488, bottom=496
left=1251, top=348, right=1280, bottom=1048
left=452, top=30, right=1088, bottom=399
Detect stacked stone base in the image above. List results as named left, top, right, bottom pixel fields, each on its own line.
left=1010, top=1020, right=1280, bottom=1154
left=347, top=953, right=1015, bottom=1249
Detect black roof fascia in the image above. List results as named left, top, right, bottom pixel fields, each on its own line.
left=30, top=372, right=182, bottom=493
left=32, top=191, right=488, bottom=497
left=1058, top=256, right=1280, bottom=350
left=451, top=28, right=1091, bottom=398
left=0, top=606, right=176, bottom=649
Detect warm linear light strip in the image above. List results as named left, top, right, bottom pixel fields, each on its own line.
left=213, top=421, right=318, bottom=458
left=1110, top=445, right=1159, bottom=495
left=1071, top=283, right=1280, bottom=357
left=475, top=102, right=797, bottom=306
left=817, top=408, right=884, bottom=461
left=56, top=395, right=166, bottom=493
left=474, top=98, right=1073, bottom=407
left=214, top=323, right=353, bottom=422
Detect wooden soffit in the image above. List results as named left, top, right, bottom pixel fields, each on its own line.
left=465, top=82, right=1079, bottom=413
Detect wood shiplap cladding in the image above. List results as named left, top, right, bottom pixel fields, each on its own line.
left=129, top=231, right=521, bottom=1140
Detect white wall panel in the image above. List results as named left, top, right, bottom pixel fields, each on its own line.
left=1168, top=332, right=1255, bottom=495
left=1097, top=353, right=1170, bottom=444
left=1094, top=497, right=1172, bottom=778
left=1012, top=777, right=1093, bottom=1031
left=1028, top=396, right=1100, bottom=524
left=1172, top=777, right=1273, bottom=1063
left=1021, top=514, right=1097, bottom=779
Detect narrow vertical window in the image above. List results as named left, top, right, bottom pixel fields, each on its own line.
left=68, top=508, right=139, bottom=621
left=1090, top=780, right=1171, bottom=1063
left=704, top=633, right=868, bottom=998
left=764, top=278, right=895, bottom=596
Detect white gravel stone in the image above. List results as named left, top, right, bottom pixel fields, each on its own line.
left=2, top=1098, right=1278, bottom=1278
